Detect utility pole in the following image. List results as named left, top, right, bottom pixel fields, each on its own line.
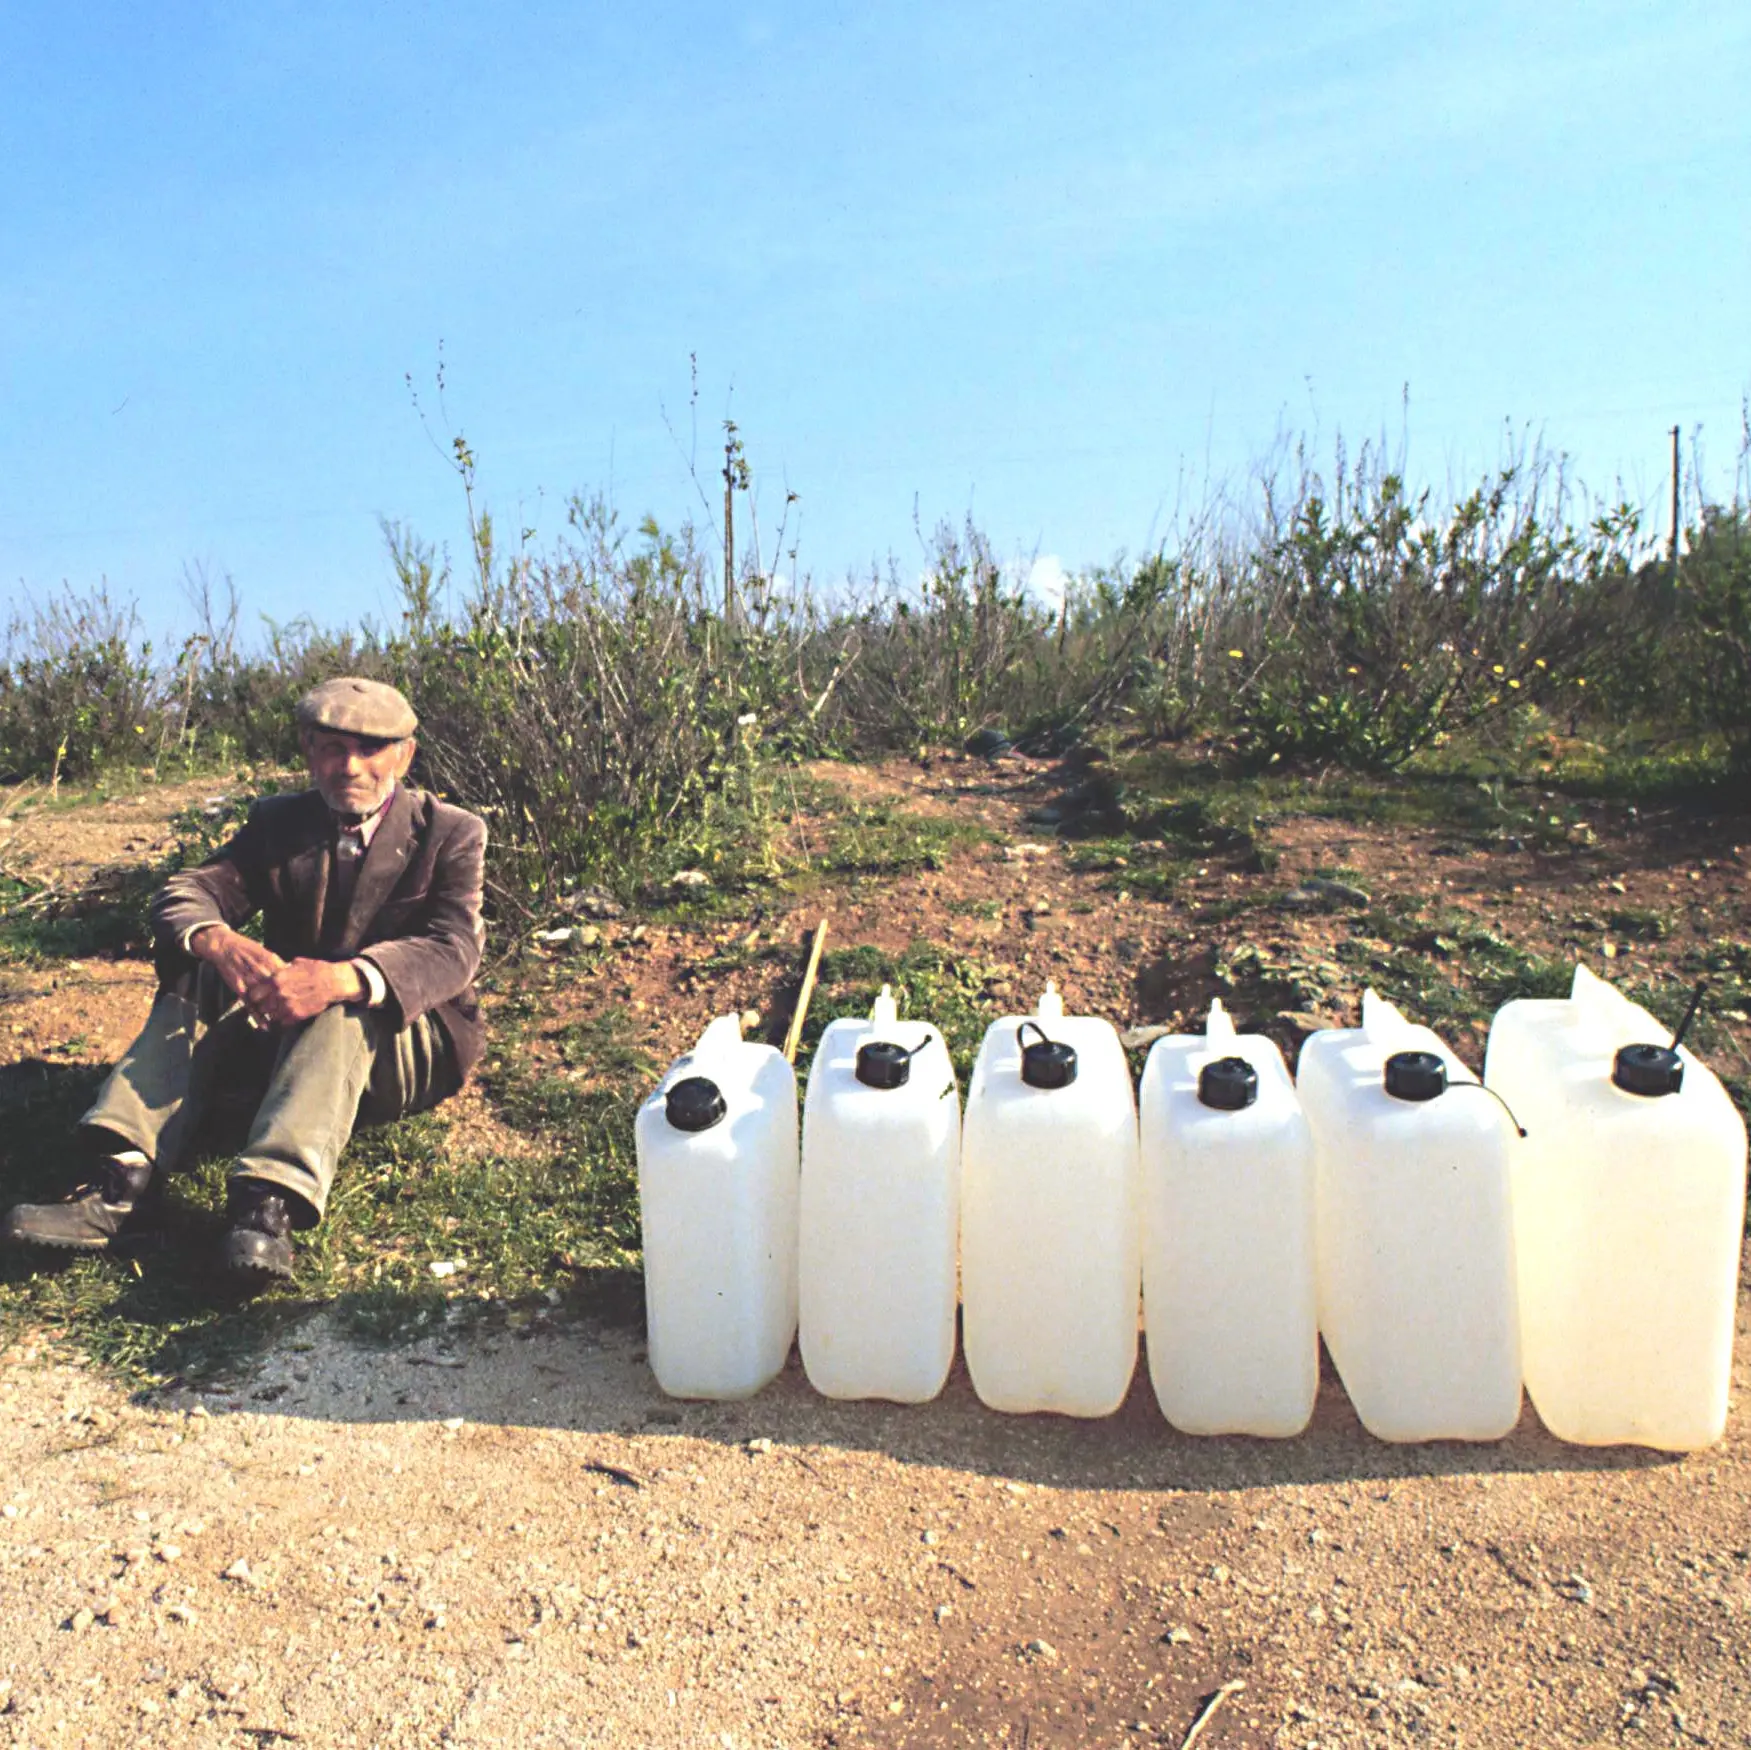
left=723, top=428, right=737, bottom=627
left=1670, top=425, right=1682, bottom=583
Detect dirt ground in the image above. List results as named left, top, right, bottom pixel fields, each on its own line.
left=2, top=757, right=1750, bottom=1749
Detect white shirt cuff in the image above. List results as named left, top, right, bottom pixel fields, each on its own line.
left=353, top=956, right=388, bottom=1008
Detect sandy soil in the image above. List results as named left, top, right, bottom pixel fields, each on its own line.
left=3, top=758, right=1750, bottom=1748
left=3, top=1287, right=1748, bottom=1750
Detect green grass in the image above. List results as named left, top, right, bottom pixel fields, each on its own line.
left=945, top=895, right=1001, bottom=919
left=0, top=870, right=160, bottom=962
left=802, top=940, right=1002, bottom=1082
left=0, top=973, right=652, bottom=1387
left=628, top=779, right=987, bottom=922
left=1094, top=742, right=1632, bottom=858
left=815, top=798, right=989, bottom=877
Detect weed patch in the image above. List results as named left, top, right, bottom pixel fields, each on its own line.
left=817, top=800, right=986, bottom=877
left=0, top=963, right=652, bottom=1385
left=802, top=940, right=1001, bottom=1081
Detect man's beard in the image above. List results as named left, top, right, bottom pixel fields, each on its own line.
left=316, top=777, right=394, bottom=824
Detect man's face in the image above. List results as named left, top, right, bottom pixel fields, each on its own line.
left=303, top=728, right=415, bottom=817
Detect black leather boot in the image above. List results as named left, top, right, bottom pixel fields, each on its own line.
left=1, top=1157, right=153, bottom=1252
left=219, top=1182, right=298, bottom=1284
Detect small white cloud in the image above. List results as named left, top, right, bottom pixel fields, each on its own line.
left=1023, top=554, right=1069, bottom=611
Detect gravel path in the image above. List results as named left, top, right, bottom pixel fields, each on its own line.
left=3, top=1271, right=1749, bottom=1749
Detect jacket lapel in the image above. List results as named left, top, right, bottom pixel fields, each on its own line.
left=336, top=785, right=417, bottom=958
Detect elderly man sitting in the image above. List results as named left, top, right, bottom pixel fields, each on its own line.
left=2, top=678, right=487, bottom=1284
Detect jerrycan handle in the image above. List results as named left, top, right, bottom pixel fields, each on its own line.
left=1360, top=988, right=1412, bottom=1048
left=692, top=1013, right=746, bottom=1060
left=1669, top=980, right=1707, bottom=1051
left=1570, top=962, right=1635, bottom=1041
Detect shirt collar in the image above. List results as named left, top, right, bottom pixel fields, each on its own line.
left=332, top=786, right=396, bottom=845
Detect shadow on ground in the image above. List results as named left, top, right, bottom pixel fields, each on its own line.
left=187, top=1302, right=1698, bottom=1498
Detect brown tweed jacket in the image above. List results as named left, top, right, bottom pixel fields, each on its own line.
left=152, top=784, right=488, bottom=1078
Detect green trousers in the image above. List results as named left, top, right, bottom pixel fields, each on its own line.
left=80, top=963, right=460, bottom=1227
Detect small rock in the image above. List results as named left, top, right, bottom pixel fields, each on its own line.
left=739, top=1010, right=762, bottom=1033
left=223, top=1559, right=254, bottom=1585
left=921, top=1530, right=939, bottom=1545
left=68, top=1608, right=95, bottom=1633
left=669, top=870, right=712, bottom=890
left=565, top=886, right=624, bottom=920
left=442, top=1417, right=465, bottom=1432
left=1001, top=842, right=1055, bottom=861
left=534, top=927, right=574, bottom=945
left=166, top=1604, right=198, bottom=1625
left=1023, top=1639, right=1058, bottom=1661
left=935, top=1604, right=953, bottom=1622
left=1163, top=1625, right=1193, bottom=1645
left=745, top=1437, right=773, bottom=1455
left=1280, top=877, right=1371, bottom=911
left=156, top=1544, right=182, bottom=1563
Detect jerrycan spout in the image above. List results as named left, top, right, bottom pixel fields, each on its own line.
left=1036, top=980, right=1065, bottom=1022
left=870, top=984, right=899, bottom=1033
left=1204, top=999, right=1237, bottom=1045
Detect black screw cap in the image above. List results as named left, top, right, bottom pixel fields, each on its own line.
left=1198, top=1055, right=1259, bottom=1110
left=1021, top=1039, right=1078, bottom=1090
left=1384, top=1050, right=1447, bottom=1102
left=856, top=1040, right=912, bottom=1090
left=665, top=1075, right=727, bottom=1132
left=1612, top=1043, right=1684, bottom=1097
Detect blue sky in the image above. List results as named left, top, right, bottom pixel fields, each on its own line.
left=2, top=0, right=1747, bottom=641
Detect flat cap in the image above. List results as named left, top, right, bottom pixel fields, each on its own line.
left=296, top=677, right=418, bottom=741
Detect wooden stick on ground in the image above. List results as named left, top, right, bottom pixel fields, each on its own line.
left=782, top=919, right=830, bottom=1062
left=1178, top=1680, right=1245, bottom=1750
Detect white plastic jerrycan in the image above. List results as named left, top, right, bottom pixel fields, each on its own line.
left=799, top=985, right=961, bottom=1403
left=1138, top=1000, right=1318, bottom=1437
left=635, top=1014, right=799, bottom=1399
left=960, top=982, right=1140, bottom=1416
left=1486, top=965, right=1748, bottom=1451
left=1298, top=991, right=1523, bottom=1443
